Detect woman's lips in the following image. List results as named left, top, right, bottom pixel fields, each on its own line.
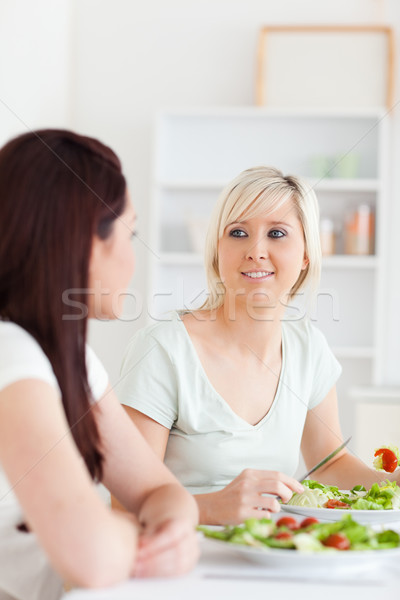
left=241, top=270, right=274, bottom=281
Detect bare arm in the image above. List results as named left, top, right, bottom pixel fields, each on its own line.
left=301, top=386, right=392, bottom=488
left=0, top=380, right=138, bottom=589
left=96, top=393, right=199, bottom=576
left=97, top=392, right=197, bottom=527
left=123, top=405, right=303, bottom=525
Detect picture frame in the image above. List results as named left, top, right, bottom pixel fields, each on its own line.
left=256, top=25, right=395, bottom=109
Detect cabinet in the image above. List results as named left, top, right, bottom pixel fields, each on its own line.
left=148, top=108, right=389, bottom=438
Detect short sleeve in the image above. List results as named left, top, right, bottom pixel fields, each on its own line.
left=85, top=345, right=109, bottom=402
left=117, top=329, right=178, bottom=429
left=307, top=324, right=342, bottom=409
left=0, top=323, right=58, bottom=392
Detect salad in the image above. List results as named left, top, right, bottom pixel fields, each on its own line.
left=199, top=514, right=400, bottom=553
left=286, top=479, right=400, bottom=511
left=373, top=445, right=400, bottom=473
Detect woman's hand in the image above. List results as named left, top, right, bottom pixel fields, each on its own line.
left=196, top=469, right=304, bottom=525
left=132, top=518, right=200, bottom=578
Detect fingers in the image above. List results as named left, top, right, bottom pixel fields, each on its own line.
left=256, top=479, right=302, bottom=504
left=133, top=520, right=199, bottom=578
left=241, top=469, right=304, bottom=493
left=243, top=469, right=304, bottom=502
left=235, top=469, right=303, bottom=502
left=211, top=469, right=304, bottom=524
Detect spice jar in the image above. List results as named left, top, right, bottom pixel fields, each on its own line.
left=344, top=205, right=374, bottom=255
left=319, top=218, right=336, bottom=256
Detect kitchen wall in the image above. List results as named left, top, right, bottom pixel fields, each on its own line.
left=1, top=0, right=399, bottom=392
left=0, top=0, right=71, bottom=143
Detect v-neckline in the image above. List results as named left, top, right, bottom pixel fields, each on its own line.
left=175, top=312, right=285, bottom=429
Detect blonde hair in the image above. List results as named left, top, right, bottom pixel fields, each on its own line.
left=201, top=166, right=321, bottom=311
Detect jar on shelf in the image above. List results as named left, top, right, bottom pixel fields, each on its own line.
left=333, top=152, right=360, bottom=179
left=344, top=204, right=375, bottom=255
left=319, top=218, right=336, bottom=256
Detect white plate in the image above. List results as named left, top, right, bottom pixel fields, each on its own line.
left=204, top=536, right=400, bottom=570
left=282, top=504, right=400, bottom=523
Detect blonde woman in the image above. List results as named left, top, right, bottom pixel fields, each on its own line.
left=119, top=166, right=385, bottom=526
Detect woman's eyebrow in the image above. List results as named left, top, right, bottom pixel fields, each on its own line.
left=229, top=220, right=294, bottom=228
left=268, top=221, right=294, bottom=228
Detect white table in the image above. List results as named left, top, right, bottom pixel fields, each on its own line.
left=63, top=533, right=400, bottom=600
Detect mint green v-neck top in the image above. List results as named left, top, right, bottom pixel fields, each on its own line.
left=118, top=313, right=341, bottom=495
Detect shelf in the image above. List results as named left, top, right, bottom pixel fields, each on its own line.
left=152, top=109, right=389, bottom=399
left=311, top=178, right=380, bottom=192
left=158, top=252, right=378, bottom=269
left=332, top=347, right=376, bottom=359
left=159, top=252, right=204, bottom=265
left=159, top=107, right=386, bottom=119
left=350, top=386, right=400, bottom=402
left=157, top=179, right=225, bottom=191
left=156, top=178, right=380, bottom=193
left=322, top=255, right=378, bottom=269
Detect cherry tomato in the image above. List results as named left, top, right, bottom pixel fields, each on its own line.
left=374, top=448, right=398, bottom=473
left=275, top=531, right=293, bottom=540
left=324, top=499, right=350, bottom=509
left=300, top=517, right=320, bottom=528
left=276, top=516, right=300, bottom=530
left=322, top=533, right=350, bottom=550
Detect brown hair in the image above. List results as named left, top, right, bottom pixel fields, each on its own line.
left=0, top=129, right=127, bottom=480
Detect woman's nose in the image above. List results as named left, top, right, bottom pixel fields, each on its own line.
left=245, top=237, right=269, bottom=261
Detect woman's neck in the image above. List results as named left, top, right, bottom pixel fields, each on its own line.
left=215, top=300, right=285, bottom=364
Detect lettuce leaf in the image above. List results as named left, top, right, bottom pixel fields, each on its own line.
left=198, top=514, right=400, bottom=553
left=288, top=479, right=400, bottom=511
left=286, top=487, right=330, bottom=508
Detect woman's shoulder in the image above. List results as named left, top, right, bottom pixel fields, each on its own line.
left=123, top=310, right=213, bottom=367
left=0, top=320, right=46, bottom=356
left=0, top=321, right=58, bottom=391
left=180, top=309, right=217, bottom=336
left=125, top=312, right=189, bottom=351
left=130, top=310, right=210, bottom=339
left=282, top=317, right=328, bottom=348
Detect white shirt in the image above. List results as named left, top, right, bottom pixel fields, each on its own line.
left=0, top=321, right=108, bottom=600
left=118, top=312, right=342, bottom=495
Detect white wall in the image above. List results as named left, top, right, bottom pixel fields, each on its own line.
left=1, top=0, right=399, bottom=389
left=0, top=0, right=71, bottom=144
left=68, top=0, right=400, bottom=386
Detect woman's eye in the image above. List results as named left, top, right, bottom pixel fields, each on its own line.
left=229, top=229, right=247, bottom=238
left=269, top=229, right=285, bottom=239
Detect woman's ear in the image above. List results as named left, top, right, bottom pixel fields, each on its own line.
left=301, top=253, right=310, bottom=270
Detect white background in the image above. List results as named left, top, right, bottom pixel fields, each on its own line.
left=1, top=0, right=399, bottom=393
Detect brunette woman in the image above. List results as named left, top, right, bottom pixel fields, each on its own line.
left=0, top=129, right=199, bottom=600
